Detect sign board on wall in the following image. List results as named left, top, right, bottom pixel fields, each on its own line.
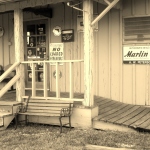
left=123, top=46, right=150, bottom=64
left=49, top=43, right=64, bottom=65
left=61, top=29, right=74, bottom=42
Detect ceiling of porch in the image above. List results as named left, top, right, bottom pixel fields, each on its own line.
left=0, top=0, right=121, bottom=13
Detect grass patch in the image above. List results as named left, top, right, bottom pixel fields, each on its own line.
left=0, top=123, right=150, bottom=150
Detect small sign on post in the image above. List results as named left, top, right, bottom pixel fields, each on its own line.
left=123, top=46, right=150, bottom=64
left=49, top=43, right=64, bottom=65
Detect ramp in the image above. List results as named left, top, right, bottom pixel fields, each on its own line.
left=93, top=97, right=150, bottom=131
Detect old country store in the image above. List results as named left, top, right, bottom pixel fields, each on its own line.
left=1, top=0, right=150, bottom=131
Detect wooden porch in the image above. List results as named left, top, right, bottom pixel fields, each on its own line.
left=1, top=91, right=150, bottom=132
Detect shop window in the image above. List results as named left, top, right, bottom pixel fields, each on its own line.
left=25, top=21, right=47, bottom=83
left=123, top=16, right=150, bottom=43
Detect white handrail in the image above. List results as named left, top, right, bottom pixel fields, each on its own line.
left=0, top=62, right=21, bottom=98
left=22, top=60, right=84, bottom=102
left=0, top=62, right=20, bottom=82
left=21, top=60, right=84, bottom=64
left=0, top=74, right=20, bottom=98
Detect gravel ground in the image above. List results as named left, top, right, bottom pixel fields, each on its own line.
left=0, top=123, right=150, bottom=150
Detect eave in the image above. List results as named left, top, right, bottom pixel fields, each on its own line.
left=0, top=0, right=78, bottom=13
left=94, top=0, right=121, bottom=9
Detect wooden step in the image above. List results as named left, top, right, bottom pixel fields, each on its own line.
left=0, top=114, right=15, bottom=130
left=0, top=101, right=21, bottom=130
left=85, top=144, right=134, bottom=150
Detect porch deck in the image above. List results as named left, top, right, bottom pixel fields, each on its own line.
left=1, top=91, right=150, bottom=131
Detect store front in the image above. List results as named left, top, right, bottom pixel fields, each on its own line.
left=1, top=0, right=150, bottom=106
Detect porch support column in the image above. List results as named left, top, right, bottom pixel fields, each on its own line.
left=83, top=0, right=94, bottom=107
left=14, top=9, right=25, bottom=102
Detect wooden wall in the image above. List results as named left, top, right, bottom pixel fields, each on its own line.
left=121, top=0, right=150, bottom=105
left=1, top=1, right=150, bottom=105
left=0, top=12, right=14, bottom=89
left=0, top=13, right=14, bottom=67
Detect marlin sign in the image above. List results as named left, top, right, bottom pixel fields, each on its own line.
left=123, top=46, right=150, bottom=64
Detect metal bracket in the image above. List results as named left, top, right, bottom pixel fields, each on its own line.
left=67, top=2, right=84, bottom=12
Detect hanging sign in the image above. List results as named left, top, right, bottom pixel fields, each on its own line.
left=123, top=46, right=150, bottom=64
left=61, top=29, right=74, bottom=42
left=49, top=43, right=64, bottom=65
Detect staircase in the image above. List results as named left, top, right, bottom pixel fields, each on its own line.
left=0, top=101, right=21, bottom=130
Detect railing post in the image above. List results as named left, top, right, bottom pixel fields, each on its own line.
left=32, top=63, right=36, bottom=97
left=70, top=62, right=74, bottom=99
left=43, top=62, right=48, bottom=97
left=56, top=62, right=60, bottom=98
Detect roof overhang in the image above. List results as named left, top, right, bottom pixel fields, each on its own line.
left=0, top=0, right=77, bottom=13
left=94, top=0, right=121, bottom=9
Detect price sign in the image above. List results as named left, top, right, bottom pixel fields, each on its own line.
left=49, top=43, right=64, bottom=65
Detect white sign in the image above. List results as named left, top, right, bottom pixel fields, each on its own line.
left=49, top=43, right=64, bottom=65
left=53, top=26, right=61, bottom=36
left=123, top=46, right=150, bottom=64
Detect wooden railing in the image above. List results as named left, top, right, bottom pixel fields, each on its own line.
left=0, top=62, right=20, bottom=98
left=21, top=60, right=84, bottom=102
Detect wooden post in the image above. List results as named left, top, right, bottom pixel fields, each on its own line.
left=43, top=62, right=48, bottom=98
left=32, top=63, right=36, bottom=97
left=70, top=62, right=74, bottom=99
left=56, top=62, right=60, bottom=98
left=83, top=0, right=94, bottom=107
left=14, top=9, right=25, bottom=102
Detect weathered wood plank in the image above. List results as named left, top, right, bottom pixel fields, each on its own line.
left=19, top=112, right=61, bottom=117
left=135, top=117, right=150, bottom=129
left=43, top=62, right=48, bottom=97
left=14, top=8, right=25, bottom=102
left=98, top=104, right=128, bottom=120
left=131, top=110, right=150, bottom=128
left=28, top=99, right=73, bottom=103
left=98, top=100, right=118, bottom=111
left=27, top=109, right=61, bottom=114
left=70, top=62, right=74, bottom=98
left=31, top=63, right=36, bottom=97
left=123, top=107, right=148, bottom=126
left=99, top=104, right=131, bottom=121
left=85, top=144, right=134, bottom=150
left=115, top=106, right=140, bottom=124
left=96, top=98, right=112, bottom=106
left=28, top=103, right=72, bottom=107
left=27, top=106, right=63, bottom=110
left=83, top=0, right=94, bottom=107
left=109, top=105, right=140, bottom=123
left=98, top=102, right=123, bottom=114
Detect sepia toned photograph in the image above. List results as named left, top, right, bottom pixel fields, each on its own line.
left=0, top=0, right=150, bottom=150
